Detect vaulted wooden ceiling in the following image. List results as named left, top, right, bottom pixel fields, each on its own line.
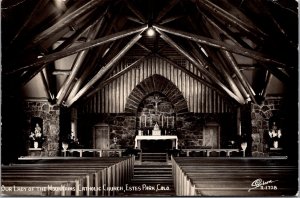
left=2, top=0, right=298, bottom=107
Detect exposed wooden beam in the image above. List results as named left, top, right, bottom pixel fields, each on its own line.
left=9, top=0, right=51, bottom=46
left=197, top=0, right=267, bottom=40
left=55, top=11, right=108, bottom=52
left=22, top=14, right=107, bottom=85
left=258, top=0, right=296, bottom=47
left=65, top=32, right=144, bottom=107
left=84, top=55, right=150, bottom=99
left=200, top=12, right=254, bottom=49
left=127, top=16, right=144, bottom=24
left=65, top=13, right=122, bottom=102
left=137, top=42, right=152, bottom=53
left=159, top=15, right=185, bottom=25
left=153, top=25, right=286, bottom=67
left=52, top=70, right=71, bottom=75
left=157, top=30, right=244, bottom=104
left=202, top=18, right=257, bottom=103
left=189, top=41, right=245, bottom=102
left=260, top=70, right=272, bottom=98
left=156, top=53, right=231, bottom=101
left=6, top=25, right=147, bottom=75
left=155, top=0, right=179, bottom=22
left=31, top=0, right=107, bottom=46
left=40, top=69, right=55, bottom=102
left=56, top=17, right=105, bottom=105
left=125, top=0, right=146, bottom=23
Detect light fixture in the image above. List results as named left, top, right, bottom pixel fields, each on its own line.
left=146, top=27, right=155, bottom=37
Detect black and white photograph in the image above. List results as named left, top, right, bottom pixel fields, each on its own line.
left=1, top=0, right=299, bottom=197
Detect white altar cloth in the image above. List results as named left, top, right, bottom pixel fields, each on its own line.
left=134, top=135, right=178, bottom=149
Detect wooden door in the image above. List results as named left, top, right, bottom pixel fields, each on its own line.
left=203, top=122, right=220, bottom=149
left=93, top=124, right=109, bottom=149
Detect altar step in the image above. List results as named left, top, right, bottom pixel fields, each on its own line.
left=141, top=153, right=167, bottom=162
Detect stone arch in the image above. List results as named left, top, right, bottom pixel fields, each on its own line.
left=125, top=74, right=188, bottom=114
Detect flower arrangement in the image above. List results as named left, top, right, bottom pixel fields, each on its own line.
left=29, top=123, right=45, bottom=142
left=268, top=122, right=282, bottom=148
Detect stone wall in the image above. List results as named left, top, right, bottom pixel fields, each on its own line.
left=251, top=98, right=283, bottom=157
left=108, top=116, right=137, bottom=148
left=23, top=101, right=60, bottom=156
left=176, top=113, right=236, bottom=149
left=84, top=112, right=236, bottom=150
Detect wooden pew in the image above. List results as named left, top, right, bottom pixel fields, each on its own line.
left=2, top=157, right=134, bottom=196
left=171, top=157, right=298, bottom=196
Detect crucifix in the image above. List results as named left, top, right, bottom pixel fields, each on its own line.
left=153, top=94, right=161, bottom=114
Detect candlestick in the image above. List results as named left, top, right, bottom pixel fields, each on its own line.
left=150, top=115, right=152, bottom=127
left=139, top=116, right=141, bottom=128
left=162, top=115, right=164, bottom=127
left=145, top=115, right=147, bottom=127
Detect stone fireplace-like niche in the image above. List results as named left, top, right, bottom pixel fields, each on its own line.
left=137, top=92, right=176, bottom=135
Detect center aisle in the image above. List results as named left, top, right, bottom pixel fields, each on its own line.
left=117, top=162, right=175, bottom=196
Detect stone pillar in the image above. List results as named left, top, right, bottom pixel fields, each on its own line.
left=24, top=100, right=60, bottom=156
left=250, top=97, right=282, bottom=157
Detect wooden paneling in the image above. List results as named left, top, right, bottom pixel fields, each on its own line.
left=81, top=57, right=233, bottom=114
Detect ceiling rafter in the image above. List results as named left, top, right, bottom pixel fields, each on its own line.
left=127, top=16, right=144, bottom=24
left=5, top=26, right=147, bottom=75
left=40, top=68, right=55, bottom=102
left=65, top=31, right=146, bottom=107
left=253, top=0, right=296, bottom=48
left=9, top=0, right=51, bottom=46
left=56, top=16, right=106, bottom=105
left=155, top=53, right=234, bottom=104
left=125, top=0, right=146, bottom=23
left=200, top=12, right=254, bottom=49
left=66, top=8, right=132, bottom=103
left=188, top=41, right=245, bottom=102
left=159, top=15, right=185, bottom=25
left=21, top=9, right=109, bottom=85
left=155, top=0, right=179, bottom=23
left=29, top=0, right=109, bottom=47
left=64, top=12, right=124, bottom=103
left=84, top=54, right=151, bottom=100
left=157, top=29, right=245, bottom=104
left=201, top=15, right=257, bottom=103
left=153, top=25, right=286, bottom=67
left=196, top=0, right=267, bottom=41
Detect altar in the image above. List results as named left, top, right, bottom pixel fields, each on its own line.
left=134, top=135, right=178, bottom=149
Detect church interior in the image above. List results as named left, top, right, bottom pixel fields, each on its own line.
left=1, top=0, right=298, bottom=196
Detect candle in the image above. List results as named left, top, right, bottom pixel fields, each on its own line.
left=150, top=115, right=152, bottom=127
left=162, top=115, right=164, bottom=127
left=145, top=115, right=147, bottom=127
left=172, top=116, right=174, bottom=128
left=167, top=116, right=168, bottom=127
left=139, top=116, right=141, bottom=128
